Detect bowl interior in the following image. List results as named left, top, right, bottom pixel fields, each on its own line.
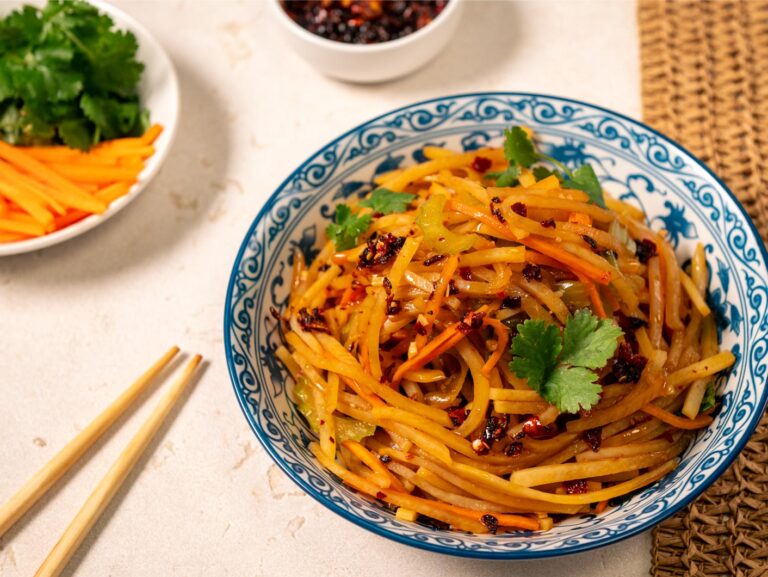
left=0, top=0, right=179, bottom=256
left=225, top=93, right=768, bottom=558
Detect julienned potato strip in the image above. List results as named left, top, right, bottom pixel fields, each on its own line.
left=276, top=129, right=735, bottom=534
left=0, top=125, right=163, bottom=243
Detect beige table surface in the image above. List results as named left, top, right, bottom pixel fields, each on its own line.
left=0, top=1, right=646, bottom=575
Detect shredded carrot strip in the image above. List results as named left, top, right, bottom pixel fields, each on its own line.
left=595, top=500, right=609, bottom=514
left=575, top=272, right=607, bottom=318
left=641, top=403, right=713, bottom=429
left=416, top=255, right=459, bottom=348
left=523, top=236, right=612, bottom=285
left=481, top=318, right=509, bottom=375
left=425, top=499, right=540, bottom=531
left=341, top=376, right=385, bottom=408
left=392, top=305, right=489, bottom=385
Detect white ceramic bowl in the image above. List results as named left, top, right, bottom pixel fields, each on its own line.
left=0, top=0, right=179, bottom=257
left=270, top=0, right=464, bottom=83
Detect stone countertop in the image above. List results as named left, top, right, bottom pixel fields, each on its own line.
left=0, top=1, right=646, bottom=575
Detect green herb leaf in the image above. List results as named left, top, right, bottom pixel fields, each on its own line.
left=560, top=309, right=623, bottom=369
left=0, top=0, right=146, bottom=150
left=494, top=165, right=520, bottom=187
left=503, top=126, right=537, bottom=168
left=510, top=319, right=562, bottom=390
left=532, top=166, right=563, bottom=182
left=359, top=188, right=416, bottom=215
left=326, top=204, right=372, bottom=251
left=700, top=382, right=716, bottom=412
left=58, top=117, right=92, bottom=150
left=543, top=366, right=602, bottom=415
left=565, top=164, right=606, bottom=208
left=510, top=311, right=621, bottom=413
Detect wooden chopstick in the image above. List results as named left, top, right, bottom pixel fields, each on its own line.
left=0, top=346, right=180, bottom=538
left=34, top=354, right=202, bottom=577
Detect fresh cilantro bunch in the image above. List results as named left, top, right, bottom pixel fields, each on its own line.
left=326, top=189, right=415, bottom=250
left=0, top=0, right=147, bottom=150
left=489, top=126, right=606, bottom=208
left=510, top=310, right=622, bottom=413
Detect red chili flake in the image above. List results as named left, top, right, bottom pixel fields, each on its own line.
left=376, top=491, right=386, bottom=500
left=382, top=277, right=392, bottom=295
left=379, top=454, right=392, bottom=463
left=460, top=310, right=486, bottom=332
left=414, top=320, right=428, bottom=335
left=522, top=263, right=542, bottom=282
left=582, top=234, right=599, bottom=252
left=540, top=218, right=556, bottom=229
left=491, top=204, right=506, bottom=223
left=480, top=514, right=499, bottom=534
left=635, top=239, right=658, bottom=263
left=501, top=295, right=522, bottom=309
left=563, top=480, right=589, bottom=494
left=610, top=342, right=648, bottom=384
left=319, top=419, right=325, bottom=426
left=447, top=279, right=459, bottom=295
left=423, top=254, right=446, bottom=266
left=472, top=156, right=492, bottom=173
left=329, top=436, right=335, bottom=443
left=519, top=417, right=558, bottom=440
left=386, top=298, right=401, bottom=315
left=459, top=267, right=472, bottom=281
left=269, top=306, right=282, bottom=321
left=358, top=233, right=406, bottom=269
left=660, top=430, right=675, bottom=443
left=482, top=414, right=510, bottom=448
left=582, top=427, right=602, bottom=452
left=447, top=406, right=469, bottom=427
left=511, top=202, right=527, bottom=217
left=297, top=307, right=330, bottom=333
left=505, top=442, right=523, bottom=457
left=491, top=196, right=502, bottom=204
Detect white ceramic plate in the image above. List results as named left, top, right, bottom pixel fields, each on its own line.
left=0, top=0, right=179, bottom=256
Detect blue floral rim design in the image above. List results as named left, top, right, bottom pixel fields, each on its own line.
left=224, top=92, right=768, bottom=559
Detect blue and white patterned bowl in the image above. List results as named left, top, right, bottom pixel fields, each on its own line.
left=224, top=93, right=768, bottom=558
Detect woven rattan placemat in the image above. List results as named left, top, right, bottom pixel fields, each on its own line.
left=639, top=1, right=768, bottom=575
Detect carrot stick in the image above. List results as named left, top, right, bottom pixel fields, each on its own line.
left=342, top=440, right=407, bottom=492
left=340, top=376, right=384, bottom=408
left=0, top=180, right=53, bottom=228
left=141, top=124, right=163, bottom=145
left=481, top=318, right=509, bottom=375
left=575, top=272, right=607, bottom=318
left=392, top=306, right=489, bottom=386
left=641, top=403, right=713, bottom=429
left=0, top=141, right=107, bottom=213
left=416, top=255, right=459, bottom=349
left=423, top=499, right=540, bottom=531
left=47, top=164, right=140, bottom=184
left=0, top=231, right=30, bottom=243
left=0, top=217, right=45, bottom=236
left=522, top=236, right=612, bottom=285
left=595, top=500, right=609, bottom=514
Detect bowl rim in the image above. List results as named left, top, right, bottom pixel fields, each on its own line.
left=0, top=0, right=180, bottom=257
left=224, top=91, right=768, bottom=559
left=268, top=0, right=462, bottom=53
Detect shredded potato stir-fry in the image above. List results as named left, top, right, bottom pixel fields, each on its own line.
left=274, top=129, right=735, bottom=534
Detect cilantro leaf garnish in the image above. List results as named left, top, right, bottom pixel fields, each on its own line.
left=510, top=320, right=561, bottom=389
left=326, top=204, right=372, bottom=251
left=509, top=310, right=621, bottom=413
left=492, top=125, right=606, bottom=208
left=0, top=0, right=146, bottom=150
left=560, top=309, right=623, bottom=369
left=564, top=164, right=606, bottom=208
left=503, top=126, right=537, bottom=168
left=359, top=188, right=416, bottom=215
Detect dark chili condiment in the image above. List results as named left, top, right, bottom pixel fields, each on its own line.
left=281, top=1, right=449, bottom=45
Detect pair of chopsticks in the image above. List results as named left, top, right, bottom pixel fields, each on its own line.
left=0, top=346, right=201, bottom=577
